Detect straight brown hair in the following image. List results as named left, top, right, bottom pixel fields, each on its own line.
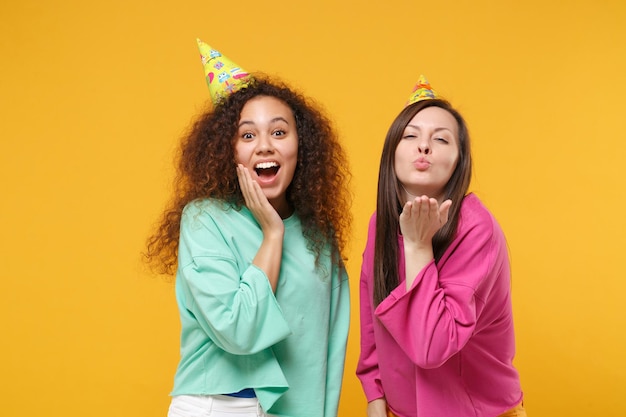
left=373, top=99, right=472, bottom=305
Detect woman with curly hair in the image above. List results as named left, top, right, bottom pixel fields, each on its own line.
left=144, top=42, right=351, bottom=417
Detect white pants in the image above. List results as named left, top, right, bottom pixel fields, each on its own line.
left=168, top=395, right=274, bottom=417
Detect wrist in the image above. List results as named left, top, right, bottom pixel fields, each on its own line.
left=403, top=239, right=433, bottom=252
left=263, top=227, right=285, bottom=242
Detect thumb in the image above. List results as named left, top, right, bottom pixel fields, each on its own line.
left=439, top=199, right=453, bottom=223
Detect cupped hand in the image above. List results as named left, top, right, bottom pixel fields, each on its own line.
left=399, top=195, right=452, bottom=246
left=236, top=164, right=284, bottom=236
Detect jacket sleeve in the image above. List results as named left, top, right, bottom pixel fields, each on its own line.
left=324, top=262, right=350, bottom=417
left=355, top=214, right=385, bottom=401
left=178, top=205, right=292, bottom=355
left=374, top=215, right=501, bottom=369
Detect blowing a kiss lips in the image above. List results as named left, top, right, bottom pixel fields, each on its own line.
left=413, top=157, right=431, bottom=171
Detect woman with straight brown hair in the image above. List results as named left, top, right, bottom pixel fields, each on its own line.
left=357, top=76, right=526, bottom=417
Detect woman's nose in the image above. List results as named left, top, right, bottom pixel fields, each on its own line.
left=417, top=140, right=430, bottom=154
left=255, top=135, right=274, bottom=153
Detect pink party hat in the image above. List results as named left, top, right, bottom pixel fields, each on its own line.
left=196, top=39, right=251, bottom=104
left=407, top=75, right=438, bottom=105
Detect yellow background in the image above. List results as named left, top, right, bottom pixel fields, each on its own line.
left=1, top=0, right=625, bottom=415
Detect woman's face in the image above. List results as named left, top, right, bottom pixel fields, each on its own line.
left=234, top=95, right=299, bottom=214
left=394, top=106, right=459, bottom=202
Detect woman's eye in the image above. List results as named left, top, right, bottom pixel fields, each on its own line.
left=242, top=132, right=254, bottom=140
left=402, top=134, right=417, bottom=140
left=273, top=130, right=285, bottom=137
left=435, top=137, right=449, bottom=143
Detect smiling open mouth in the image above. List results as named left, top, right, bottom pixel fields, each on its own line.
left=254, top=161, right=280, bottom=179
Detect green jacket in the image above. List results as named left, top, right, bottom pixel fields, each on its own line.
left=170, top=199, right=350, bottom=417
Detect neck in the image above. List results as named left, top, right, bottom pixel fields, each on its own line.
left=400, top=183, right=420, bottom=202
left=400, top=184, right=444, bottom=203
left=401, top=184, right=417, bottom=198
left=270, top=198, right=294, bottom=219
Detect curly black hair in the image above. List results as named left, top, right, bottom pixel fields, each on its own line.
left=144, top=74, right=352, bottom=277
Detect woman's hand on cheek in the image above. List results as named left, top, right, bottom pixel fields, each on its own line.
left=236, top=164, right=284, bottom=236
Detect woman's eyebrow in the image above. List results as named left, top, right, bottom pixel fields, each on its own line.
left=238, top=116, right=290, bottom=128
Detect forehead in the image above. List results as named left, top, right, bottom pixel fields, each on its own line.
left=239, top=95, right=294, bottom=121
left=406, top=106, right=458, bottom=133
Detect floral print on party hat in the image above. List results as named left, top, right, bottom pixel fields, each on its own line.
left=196, top=38, right=251, bottom=104
left=406, top=74, right=438, bottom=106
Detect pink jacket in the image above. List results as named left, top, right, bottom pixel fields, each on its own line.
left=357, top=194, right=523, bottom=417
